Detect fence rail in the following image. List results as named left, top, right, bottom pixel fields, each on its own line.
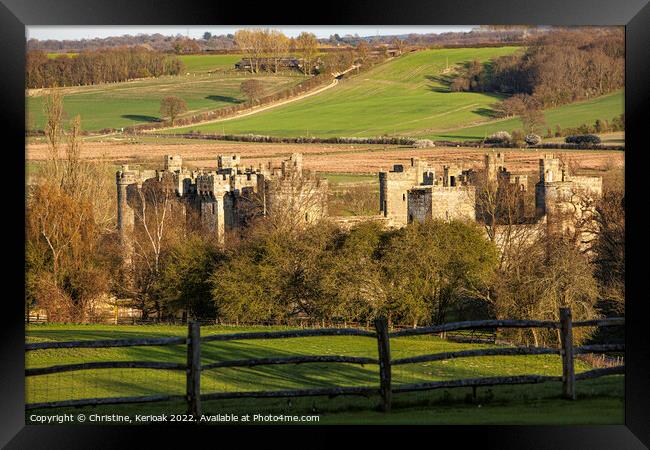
left=25, top=308, right=624, bottom=414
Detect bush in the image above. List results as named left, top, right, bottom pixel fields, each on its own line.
left=484, top=131, right=511, bottom=144
left=524, top=134, right=542, bottom=146
left=511, top=130, right=525, bottom=146
left=565, top=134, right=602, bottom=145
left=413, top=139, right=435, bottom=148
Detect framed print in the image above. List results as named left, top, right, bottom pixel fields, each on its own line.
left=1, top=0, right=648, bottom=447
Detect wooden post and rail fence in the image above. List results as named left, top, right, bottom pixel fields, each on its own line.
left=25, top=307, right=624, bottom=415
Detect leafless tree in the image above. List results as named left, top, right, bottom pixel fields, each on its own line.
left=296, top=32, right=318, bottom=75
left=159, top=96, right=187, bottom=125
left=245, top=173, right=328, bottom=235
left=125, top=177, right=184, bottom=318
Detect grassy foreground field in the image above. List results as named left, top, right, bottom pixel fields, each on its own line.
left=25, top=324, right=623, bottom=424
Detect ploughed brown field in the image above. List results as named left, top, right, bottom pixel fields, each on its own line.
left=26, top=139, right=624, bottom=180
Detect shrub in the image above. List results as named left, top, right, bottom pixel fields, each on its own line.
left=413, top=139, right=435, bottom=148
left=565, top=134, right=602, bottom=145
left=484, top=131, right=512, bottom=144
left=524, top=134, right=542, bottom=146
left=511, top=130, right=525, bottom=146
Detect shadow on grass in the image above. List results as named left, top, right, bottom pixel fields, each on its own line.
left=472, top=107, right=500, bottom=119
left=206, top=95, right=244, bottom=104
left=121, top=115, right=162, bottom=123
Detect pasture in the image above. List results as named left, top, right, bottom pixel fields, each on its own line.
left=173, top=47, right=521, bottom=137
left=25, top=324, right=623, bottom=424
left=178, top=54, right=242, bottom=73
left=430, top=91, right=624, bottom=141
left=27, top=71, right=307, bottom=131
left=171, top=47, right=623, bottom=141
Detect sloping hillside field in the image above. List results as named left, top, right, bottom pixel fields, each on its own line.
left=173, top=47, right=623, bottom=140
left=27, top=69, right=306, bottom=131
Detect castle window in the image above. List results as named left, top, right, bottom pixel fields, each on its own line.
left=403, top=194, right=406, bottom=201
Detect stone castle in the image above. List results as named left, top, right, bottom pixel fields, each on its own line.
left=116, top=153, right=328, bottom=245
left=379, top=153, right=602, bottom=232
left=117, top=151, right=602, bottom=247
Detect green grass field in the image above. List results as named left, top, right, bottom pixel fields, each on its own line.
left=32, top=47, right=624, bottom=140
left=178, top=54, right=242, bottom=73
left=430, top=91, right=624, bottom=141
left=25, top=324, right=623, bottom=424
left=171, top=48, right=623, bottom=141
left=27, top=71, right=307, bottom=131
left=173, top=47, right=520, bottom=137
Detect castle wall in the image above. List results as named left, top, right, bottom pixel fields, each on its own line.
left=407, top=188, right=432, bottom=223
left=568, top=176, right=603, bottom=196
left=407, top=186, right=476, bottom=223
left=430, top=186, right=476, bottom=221
left=265, top=177, right=328, bottom=224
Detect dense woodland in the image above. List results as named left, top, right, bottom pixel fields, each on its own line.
left=26, top=47, right=185, bottom=89
left=450, top=28, right=624, bottom=109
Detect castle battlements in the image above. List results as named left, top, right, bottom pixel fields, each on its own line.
left=380, top=152, right=602, bottom=230
left=116, top=153, right=328, bottom=246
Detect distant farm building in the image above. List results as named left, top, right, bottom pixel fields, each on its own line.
left=234, top=57, right=301, bottom=71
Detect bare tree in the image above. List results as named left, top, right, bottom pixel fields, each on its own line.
left=267, top=29, right=290, bottom=73
left=391, top=38, right=406, bottom=55
left=240, top=79, right=266, bottom=104
left=234, top=29, right=256, bottom=73
left=42, top=88, right=65, bottom=175
left=356, top=40, right=370, bottom=63
left=296, top=32, right=318, bottom=75
left=253, top=172, right=328, bottom=235
left=126, top=177, right=184, bottom=318
left=159, top=96, right=187, bottom=125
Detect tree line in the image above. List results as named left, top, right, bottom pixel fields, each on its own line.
left=27, top=26, right=543, bottom=53
left=450, top=28, right=624, bottom=109
left=26, top=47, right=185, bottom=89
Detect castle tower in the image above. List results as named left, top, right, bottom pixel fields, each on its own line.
left=535, top=154, right=570, bottom=221
left=217, top=154, right=240, bottom=174
left=116, top=165, right=137, bottom=242
left=485, top=152, right=505, bottom=184
left=538, top=154, right=563, bottom=183
left=164, top=155, right=183, bottom=173
left=290, top=153, right=303, bottom=174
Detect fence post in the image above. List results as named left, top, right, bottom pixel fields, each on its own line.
left=374, top=317, right=392, bottom=412
left=186, top=321, right=202, bottom=417
left=559, top=307, right=576, bottom=400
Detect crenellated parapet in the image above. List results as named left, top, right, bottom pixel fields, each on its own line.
left=116, top=152, right=328, bottom=248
